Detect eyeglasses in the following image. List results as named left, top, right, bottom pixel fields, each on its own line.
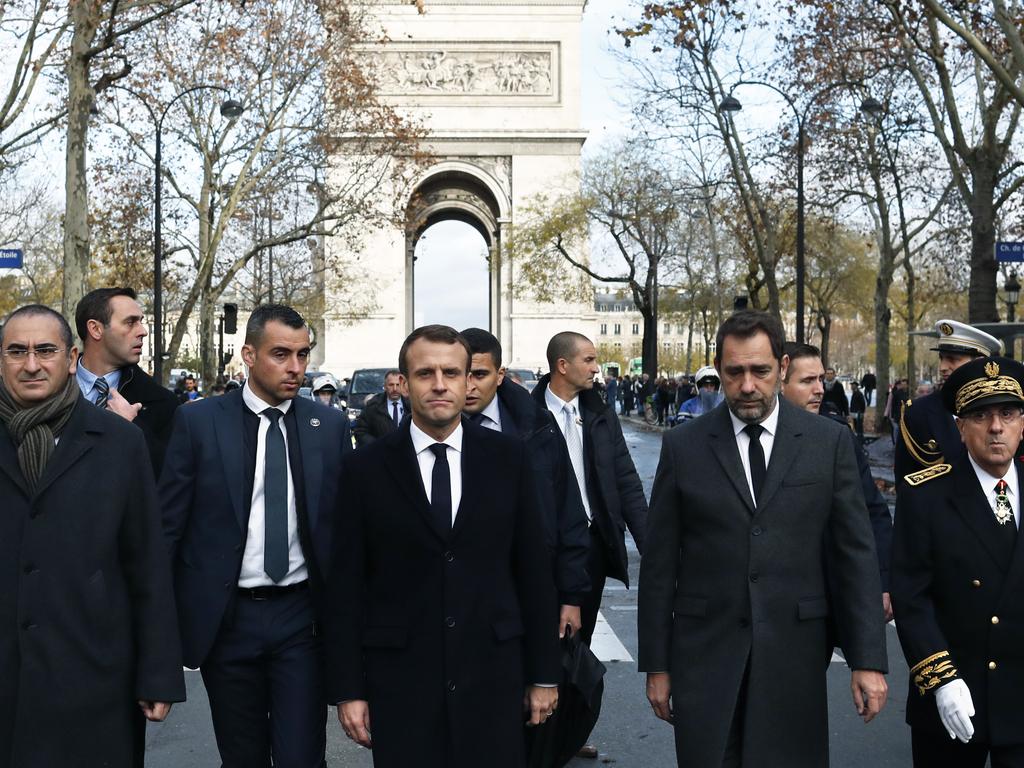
left=1, top=345, right=65, bottom=362
left=963, top=406, right=1024, bottom=425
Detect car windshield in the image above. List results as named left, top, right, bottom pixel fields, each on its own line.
left=350, top=369, right=389, bottom=396
left=508, top=369, right=537, bottom=382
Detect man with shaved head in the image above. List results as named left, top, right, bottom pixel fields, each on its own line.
left=532, top=330, right=648, bottom=759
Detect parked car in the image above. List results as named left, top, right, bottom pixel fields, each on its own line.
left=346, top=367, right=392, bottom=422
left=506, top=368, right=539, bottom=392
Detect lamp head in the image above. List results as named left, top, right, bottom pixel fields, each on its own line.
left=860, top=96, right=885, bottom=119
left=219, top=99, right=245, bottom=119
left=718, top=95, right=743, bottom=113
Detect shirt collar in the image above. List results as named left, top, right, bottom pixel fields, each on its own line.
left=410, top=419, right=463, bottom=455
left=77, top=362, right=121, bottom=389
left=545, top=385, right=579, bottom=415
left=480, top=395, right=502, bottom=427
left=728, top=396, right=781, bottom=438
left=242, top=380, right=293, bottom=416
left=388, top=395, right=403, bottom=412
left=968, top=453, right=1018, bottom=496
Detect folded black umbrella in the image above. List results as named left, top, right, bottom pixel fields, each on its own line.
left=525, top=631, right=607, bottom=768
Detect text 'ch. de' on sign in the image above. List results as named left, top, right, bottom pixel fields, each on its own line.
left=997, top=242, right=1024, bottom=262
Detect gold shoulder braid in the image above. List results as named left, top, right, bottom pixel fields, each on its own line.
left=904, top=464, right=952, bottom=486
left=910, top=650, right=958, bottom=696
left=899, top=400, right=944, bottom=467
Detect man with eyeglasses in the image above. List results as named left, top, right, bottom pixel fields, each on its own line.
left=0, top=304, right=184, bottom=767
left=892, top=356, right=1024, bottom=767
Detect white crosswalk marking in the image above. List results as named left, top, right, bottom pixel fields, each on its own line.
left=591, top=610, right=634, bottom=662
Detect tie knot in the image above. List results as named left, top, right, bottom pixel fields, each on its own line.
left=262, top=408, right=282, bottom=424
left=95, top=376, right=109, bottom=391
left=429, top=443, right=448, bottom=460
left=744, top=423, right=764, bottom=440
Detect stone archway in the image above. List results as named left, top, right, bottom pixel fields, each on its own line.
left=405, top=164, right=505, bottom=334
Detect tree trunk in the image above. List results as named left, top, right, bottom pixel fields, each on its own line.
left=685, top=308, right=694, bottom=373
left=62, top=10, right=98, bottom=324
left=641, top=308, right=658, bottom=379
left=874, top=265, right=894, bottom=430
left=819, top=312, right=832, bottom=369
left=905, top=258, right=917, bottom=392
left=967, top=166, right=999, bottom=322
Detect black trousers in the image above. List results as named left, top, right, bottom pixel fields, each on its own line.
left=201, top=588, right=327, bottom=768
left=912, top=728, right=1024, bottom=768
left=580, top=525, right=613, bottom=645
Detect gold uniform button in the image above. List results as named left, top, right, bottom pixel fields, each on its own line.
left=989, top=661, right=997, bottom=670
left=972, top=580, right=982, bottom=588
left=992, top=616, right=1000, bottom=625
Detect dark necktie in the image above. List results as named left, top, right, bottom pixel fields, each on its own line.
left=469, top=411, right=485, bottom=425
left=429, top=443, right=452, bottom=535
left=95, top=376, right=109, bottom=409
left=392, top=400, right=400, bottom=427
left=994, top=480, right=1018, bottom=544
left=744, top=423, right=767, bottom=506
left=262, top=409, right=289, bottom=582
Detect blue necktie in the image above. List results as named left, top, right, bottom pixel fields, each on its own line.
left=392, top=400, right=400, bottom=427
left=262, top=409, right=289, bottom=582
left=429, top=443, right=452, bottom=535
left=95, top=376, right=109, bottom=409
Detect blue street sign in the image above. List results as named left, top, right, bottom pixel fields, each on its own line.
left=996, top=242, right=1024, bottom=262
left=0, top=248, right=23, bottom=268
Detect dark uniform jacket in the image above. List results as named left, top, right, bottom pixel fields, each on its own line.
left=159, top=390, right=352, bottom=668
left=894, top=390, right=963, bottom=482
left=352, top=393, right=409, bottom=448
left=116, top=364, right=179, bottom=477
left=532, top=375, right=648, bottom=586
left=892, top=457, right=1024, bottom=746
left=0, top=399, right=185, bottom=768
left=494, top=379, right=590, bottom=605
left=324, top=419, right=560, bottom=768
left=638, top=400, right=887, bottom=768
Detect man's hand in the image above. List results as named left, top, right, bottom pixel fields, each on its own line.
left=851, top=670, right=888, bottom=723
left=337, top=700, right=372, bottom=748
left=935, top=679, right=975, bottom=743
left=646, top=672, right=673, bottom=723
left=559, top=604, right=581, bottom=638
left=882, top=592, right=893, bottom=622
left=108, top=388, right=142, bottom=423
left=138, top=701, right=172, bottom=722
left=524, top=686, right=559, bottom=727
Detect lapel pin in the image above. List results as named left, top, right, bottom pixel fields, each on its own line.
left=310, top=418, right=321, bottom=428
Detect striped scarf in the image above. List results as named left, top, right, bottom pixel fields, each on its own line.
left=0, top=374, right=80, bottom=492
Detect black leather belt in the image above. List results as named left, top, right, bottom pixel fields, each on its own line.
left=237, top=580, right=309, bottom=601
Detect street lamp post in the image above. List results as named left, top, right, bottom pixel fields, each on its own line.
left=1005, top=271, right=1020, bottom=323
left=151, top=87, right=244, bottom=384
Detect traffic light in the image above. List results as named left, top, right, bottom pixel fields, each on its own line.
left=223, top=303, right=238, bottom=334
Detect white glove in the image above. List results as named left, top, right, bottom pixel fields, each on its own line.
left=935, top=679, right=975, bottom=743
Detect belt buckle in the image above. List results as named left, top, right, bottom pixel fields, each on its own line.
left=250, top=588, right=269, bottom=602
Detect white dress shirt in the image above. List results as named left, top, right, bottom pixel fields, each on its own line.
left=410, top=420, right=463, bottom=525
left=238, top=383, right=307, bottom=587
left=477, top=396, right=503, bottom=432
left=544, top=385, right=592, bottom=519
left=727, top=399, right=781, bottom=505
left=387, top=396, right=405, bottom=424
left=968, top=454, right=1021, bottom=528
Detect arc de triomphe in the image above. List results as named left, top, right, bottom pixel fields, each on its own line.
left=320, top=0, right=594, bottom=375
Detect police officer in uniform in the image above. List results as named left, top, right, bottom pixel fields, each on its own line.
left=895, top=320, right=1003, bottom=481
left=892, top=356, right=1024, bottom=767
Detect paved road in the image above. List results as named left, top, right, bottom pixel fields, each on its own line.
left=147, top=418, right=914, bottom=767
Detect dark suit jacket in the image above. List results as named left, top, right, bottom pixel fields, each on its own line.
left=0, top=398, right=184, bottom=768
left=495, top=379, right=590, bottom=605
left=894, top=390, right=963, bottom=482
left=159, top=389, right=351, bottom=668
left=892, top=457, right=1024, bottom=746
left=352, top=393, right=409, bottom=448
left=324, top=419, right=560, bottom=768
left=532, top=376, right=648, bottom=585
left=117, top=363, right=179, bottom=478
left=638, top=400, right=887, bottom=768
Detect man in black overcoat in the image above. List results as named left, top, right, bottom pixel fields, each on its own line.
left=892, top=356, right=1024, bottom=767
left=639, top=311, right=888, bottom=768
left=326, top=325, right=560, bottom=768
left=0, top=305, right=183, bottom=768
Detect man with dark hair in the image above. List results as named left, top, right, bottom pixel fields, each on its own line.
left=782, top=342, right=894, bottom=621
left=896, top=319, right=1002, bottom=481
left=352, top=368, right=408, bottom=448
left=160, top=303, right=352, bottom=768
left=640, top=310, right=888, bottom=767
left=326, top=324, right=560, bottom=767
left=822, top=366, right=850, bottom=417
left=0, top=304, right=183, bottom=767
left=461, top=327, right=590, bottom=639
left=533, top=330, right=648, bottom=759
left=75, top=287, right=179, bottom=477
left=892, top=356, right=1024, bottom=766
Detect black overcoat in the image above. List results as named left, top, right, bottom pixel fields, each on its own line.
left=638, top=400, right=888, bottom=768
left=894, top=390, right=964, bottom=481
left=324, top=419, right=560, bottom=768
left=116, top=363, right=179, bottom=478
left=891, top=457, right=1024, bottom=746
left=0, top=399, right=185, bottom=768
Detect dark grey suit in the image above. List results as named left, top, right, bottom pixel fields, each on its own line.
left=638, top=399, right=887, bottom=767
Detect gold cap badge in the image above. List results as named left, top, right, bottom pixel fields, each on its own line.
left=940, top=322, right=954, bottom=336
left=986, top=361, right=1000, bottom=378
